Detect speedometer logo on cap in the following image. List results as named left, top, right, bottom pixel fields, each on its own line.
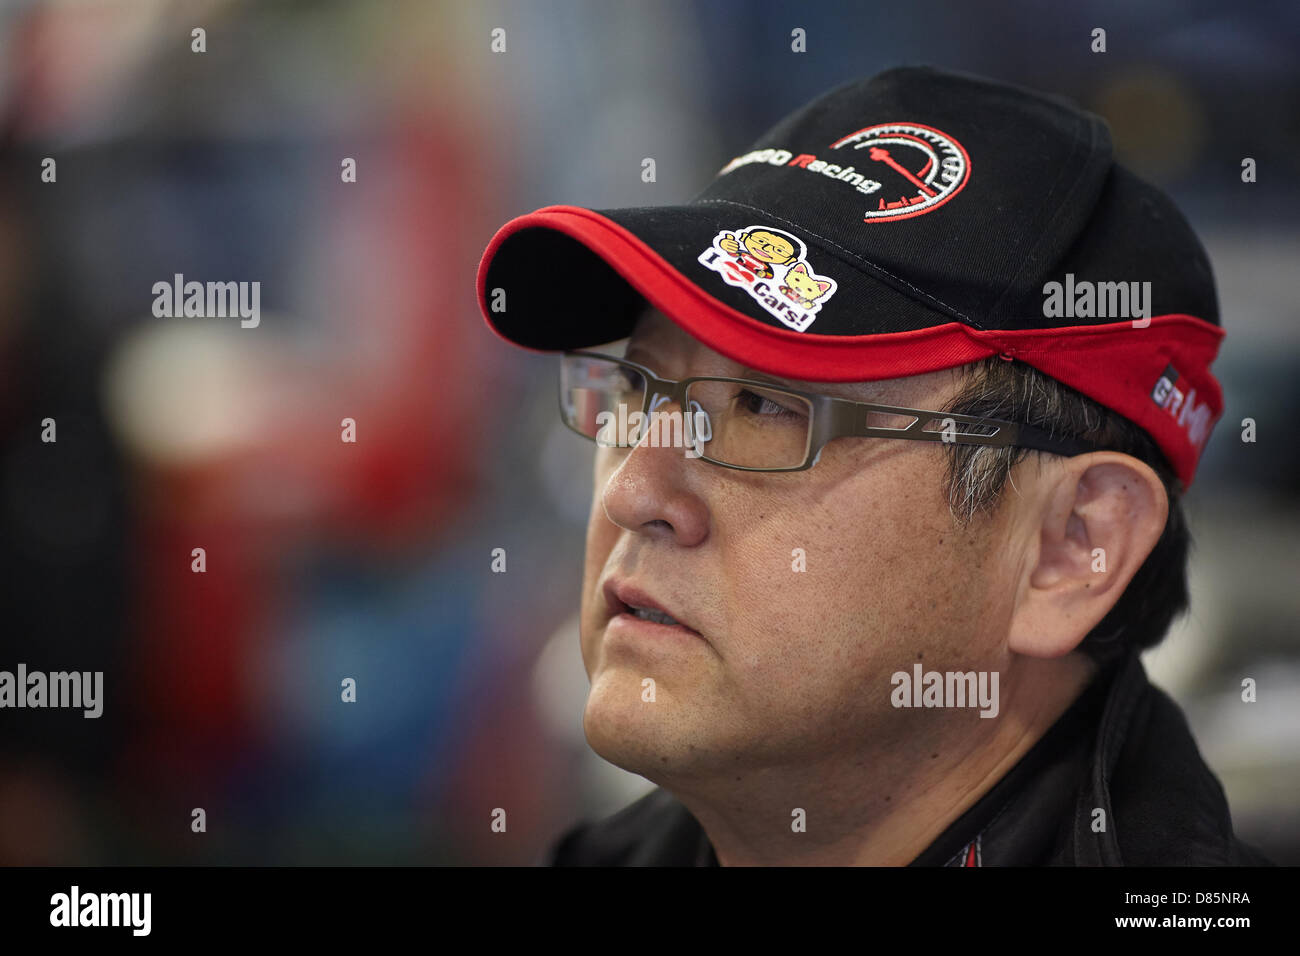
left=830, top=122, right=971, bottom=223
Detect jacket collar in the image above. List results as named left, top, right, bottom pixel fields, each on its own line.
left=905, top=651, right=1255, bottom=866
left=693, top=652, right=1255, bottom=865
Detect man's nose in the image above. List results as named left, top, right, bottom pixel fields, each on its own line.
left=599, top=398, right=710, bottom=547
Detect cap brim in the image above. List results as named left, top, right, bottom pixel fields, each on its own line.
left=476, top=204, right=992, bottom=383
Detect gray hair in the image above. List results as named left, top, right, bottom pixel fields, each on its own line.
left=938, top=356, right=1190, bottom=662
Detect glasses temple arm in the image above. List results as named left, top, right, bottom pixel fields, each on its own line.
left=1007, top=422, right=1103, bottom=456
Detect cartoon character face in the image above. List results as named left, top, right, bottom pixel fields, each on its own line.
left=741, top=229, right=797, bottom=264
left=782, top=261, right=833, bottom=303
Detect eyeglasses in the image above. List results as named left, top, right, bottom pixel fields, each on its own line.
left=559, top=351, right=1103, bottom=472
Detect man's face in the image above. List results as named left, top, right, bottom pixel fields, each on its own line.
left=578, top=308, right=1021, bottom=784
left=742, top=230, right=795, bottom=263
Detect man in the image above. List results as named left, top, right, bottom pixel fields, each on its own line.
left=475, top=66, right=1271, bottom=865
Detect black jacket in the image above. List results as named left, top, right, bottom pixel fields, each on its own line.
left=542, top=653, right=1273, bottom=865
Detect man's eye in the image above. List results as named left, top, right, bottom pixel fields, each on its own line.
left=736, top=388, right=804, bottom=419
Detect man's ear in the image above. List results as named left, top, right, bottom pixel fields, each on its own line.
left=1007, top=453, right=1168, bottom=659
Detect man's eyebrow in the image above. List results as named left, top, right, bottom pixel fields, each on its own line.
left=624, top=352, right=896, bottom=403
left=738, top=365, right=888, bottom=402
left=736, top=366, right=793, bottom=386
left=624, top=344, right=658, bottom=366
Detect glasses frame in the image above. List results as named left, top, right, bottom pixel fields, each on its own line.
left=560, top=350, right=1104, bottom=473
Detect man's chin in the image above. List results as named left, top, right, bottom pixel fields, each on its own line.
left=581, top=675, right=698, bottom=777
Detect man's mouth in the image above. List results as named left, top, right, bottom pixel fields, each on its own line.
left=603, top=579, right=702, bottom=637
left=627, top=605, right=682, bottom=627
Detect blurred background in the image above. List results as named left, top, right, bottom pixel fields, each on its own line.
left=0, top=0, right=1295, bottom=865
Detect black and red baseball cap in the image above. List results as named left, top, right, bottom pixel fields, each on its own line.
left=475, top=65, right=1224, bottom=488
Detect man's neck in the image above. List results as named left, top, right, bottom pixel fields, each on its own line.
left=668, top=654, right=1100, bottom=866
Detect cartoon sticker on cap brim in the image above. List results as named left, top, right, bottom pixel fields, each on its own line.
left=697, top=225, right=837, bottom=332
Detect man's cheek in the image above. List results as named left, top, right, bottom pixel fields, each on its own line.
left=727, top=612, right=844, bottom=687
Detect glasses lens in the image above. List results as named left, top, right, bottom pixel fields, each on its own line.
left=560, top=355, right=646, bottom=445
left=685, top=380, right=812, bottom=468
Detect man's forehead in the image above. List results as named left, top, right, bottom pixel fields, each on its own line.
left=626, top=305, right=955, bottom=404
